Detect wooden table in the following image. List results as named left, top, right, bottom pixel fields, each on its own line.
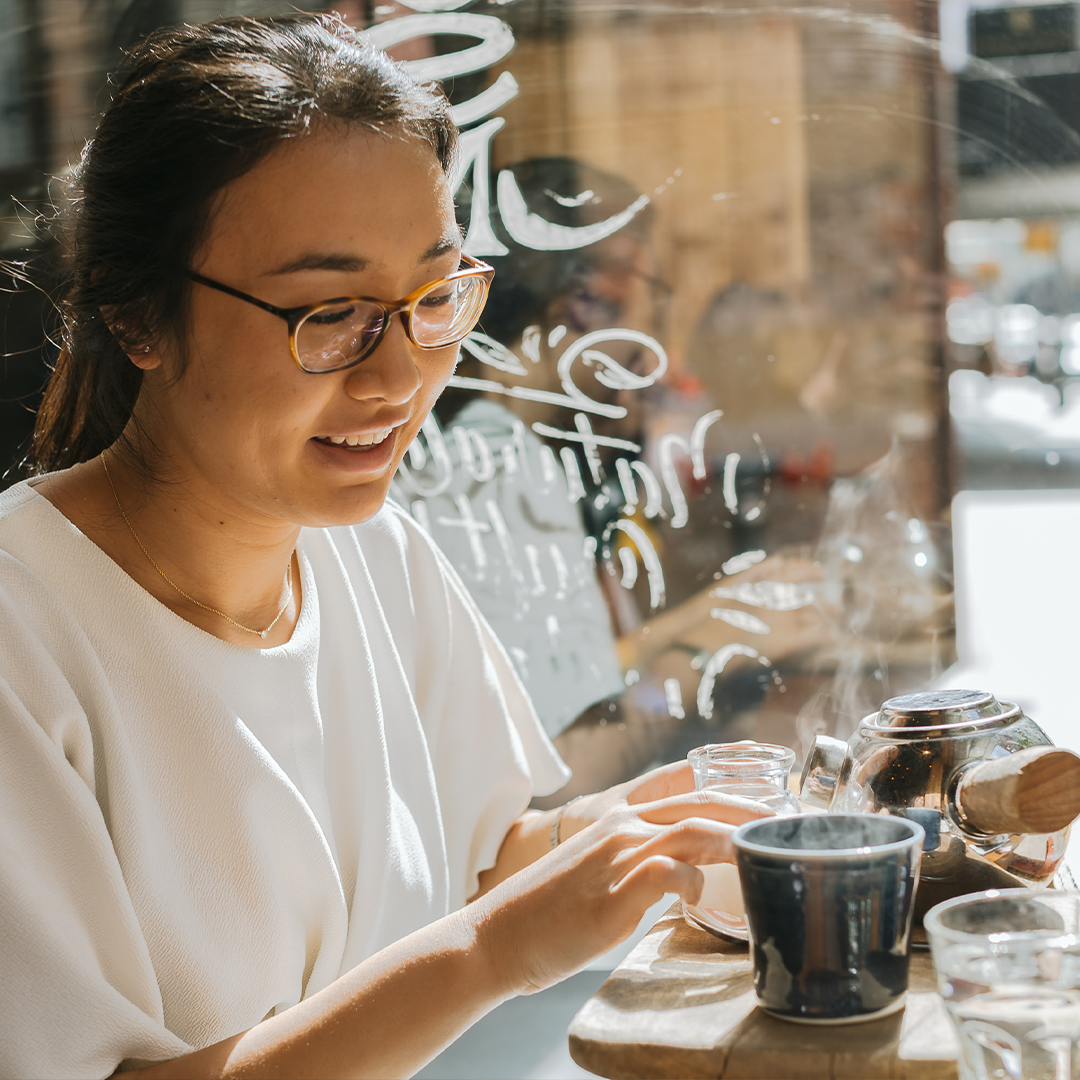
left=568, top=905, right=960, bottom=1079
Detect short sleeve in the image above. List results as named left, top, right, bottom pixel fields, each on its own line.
left=374, top=508, right=570, bottom=905
left=0, top=573, right=190, bottom=1079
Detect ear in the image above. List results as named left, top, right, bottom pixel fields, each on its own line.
left=125, top=342, right=163, bottom=371
left=99, top=306, right=163, bottom=370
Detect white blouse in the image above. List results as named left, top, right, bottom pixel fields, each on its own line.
left=0, top=480, right=568, bottom=1079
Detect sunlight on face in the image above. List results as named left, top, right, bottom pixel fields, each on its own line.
left=141, top=126, right=461, bottom=528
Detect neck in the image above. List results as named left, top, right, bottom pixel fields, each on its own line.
left=111, top=447, right=302, bottom=644
left=38, top=447, right=302, bottom=648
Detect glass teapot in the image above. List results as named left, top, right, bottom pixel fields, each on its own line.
left=799, top=689, right=1080, bottom=925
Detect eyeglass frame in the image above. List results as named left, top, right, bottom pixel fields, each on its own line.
left=186, top=253, right=495, bottom=374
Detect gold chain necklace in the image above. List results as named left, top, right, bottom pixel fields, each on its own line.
left=101, top=454, right=293, bottom=640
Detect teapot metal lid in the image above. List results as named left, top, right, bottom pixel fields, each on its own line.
left=862, top=689, right=1022, bottom=736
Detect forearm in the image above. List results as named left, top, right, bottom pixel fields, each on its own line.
left=616, top=589, right=714, bottom=670
left=476, top=735, right=674, bottom=893
left=120, top=771, right=760, bottom=1080
left=126, top=905, right=507, bottom=1080
left=471, top=793, right=623, bottom=898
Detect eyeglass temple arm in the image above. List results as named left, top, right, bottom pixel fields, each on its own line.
left=187, top=271, right=297, bottom=321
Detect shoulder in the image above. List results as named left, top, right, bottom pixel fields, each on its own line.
left=0, top=479, right=47, bottom=538
left=0, top=481, right=82, bottom=602
left=0, top=485, right=104, bottom=787
left=0, top=479, right=114, bottom=612
left=0, top=478, right=94, bottom=577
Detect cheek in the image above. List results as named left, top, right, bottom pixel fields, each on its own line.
left=169, top=352, right=327, bottom=464
left=392, top=350, right=458, bottom=454
left=425, top=345, right=460, bottom=395
left=413, top=345, right=460, bottom=410
left=183, top=315, right=307, bottom=412
left=183, top=292, right=289, bottom=388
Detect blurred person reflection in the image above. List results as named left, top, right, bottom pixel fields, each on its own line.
left=689, top=281, right=953, bottom=734
left=689, top=282, right=838, bottom=521
left=408, top=158, right=830, bottom=802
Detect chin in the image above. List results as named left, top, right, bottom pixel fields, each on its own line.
left=296, top=480, right=397, bottom=530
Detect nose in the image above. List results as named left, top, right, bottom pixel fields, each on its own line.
left=343, top=317, right=422, bottom=406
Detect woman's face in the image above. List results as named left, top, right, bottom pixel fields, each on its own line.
left=140, top=125, right=461, bottom=528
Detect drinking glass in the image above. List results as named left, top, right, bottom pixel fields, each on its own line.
left=686, top=742, right=801, bottom=936
left=925, top=889, right=1080, bottom=1080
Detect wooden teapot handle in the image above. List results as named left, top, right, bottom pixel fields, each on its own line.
left=955, top=746, right=1080, bottom=835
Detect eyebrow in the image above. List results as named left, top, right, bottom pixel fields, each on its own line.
left=264, top=252, right=367, bottom=276
left=264, top=232, right=463, bottom=278
left=421, top=232, right=464, bottom=262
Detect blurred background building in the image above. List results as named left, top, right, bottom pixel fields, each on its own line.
left=2, top=3, right=1079, bottom=1074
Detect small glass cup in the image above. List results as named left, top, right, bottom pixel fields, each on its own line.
left=925, top=889, right=1080, bottom=1080
left=686, top=742, right=801, bottom=937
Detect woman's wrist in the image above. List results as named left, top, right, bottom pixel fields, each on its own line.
left=554, top=790, right=610, bottom=844
left=549, top=795, right=585, bottom=849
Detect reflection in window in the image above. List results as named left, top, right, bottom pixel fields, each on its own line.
left=5, top=0, right=1080, bottom=793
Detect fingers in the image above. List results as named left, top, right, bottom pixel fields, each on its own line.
left=635, top=788, right=773, bottom=826
left=614, top=816, right=738, bottom=869
left=625, top=760, right=694, bottom=805
left=613, top=854, right=705, bottom=908
left=610, top=818, right=738, bottom=905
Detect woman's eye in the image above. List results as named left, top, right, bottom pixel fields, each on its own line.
left=308, top=306, right=356, bottom=326
left=419, top=291, right=453, bottom=310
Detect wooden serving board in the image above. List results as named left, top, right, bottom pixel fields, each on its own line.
left=568, top=905, right=960, bottom=1079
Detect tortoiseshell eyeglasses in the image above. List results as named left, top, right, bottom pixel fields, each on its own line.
left=187, top=254, right=494, bottom=373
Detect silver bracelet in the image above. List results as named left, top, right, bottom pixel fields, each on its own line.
left=549, top=796, right=583, bottom=850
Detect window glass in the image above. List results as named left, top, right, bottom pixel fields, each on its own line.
left=3, top=1, right=1077, bottom=788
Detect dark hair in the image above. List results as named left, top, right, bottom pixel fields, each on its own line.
left=31, top=12, right=457, bottom=474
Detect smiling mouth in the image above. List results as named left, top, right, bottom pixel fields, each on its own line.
left=314, top=429, right=394, bottom=449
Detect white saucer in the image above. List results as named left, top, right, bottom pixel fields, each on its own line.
left=682, top=904, right=750, bottom=943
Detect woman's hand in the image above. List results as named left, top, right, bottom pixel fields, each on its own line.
left=557, top=756, right=699, bottom=829
left=559, top=759, right=719, bottom=839
left=469, top=768, right=769, bottom=997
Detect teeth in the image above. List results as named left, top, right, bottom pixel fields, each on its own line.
left=321, top=429, right=392, bottom=448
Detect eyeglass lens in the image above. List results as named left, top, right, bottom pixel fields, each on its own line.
left=297, top=274, right=488, bottom=372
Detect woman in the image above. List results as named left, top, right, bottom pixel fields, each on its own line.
left=0, top=15, right=758, bottom=1079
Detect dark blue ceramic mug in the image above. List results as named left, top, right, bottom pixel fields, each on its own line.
left=732, top=813, right=924, bottom=1024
